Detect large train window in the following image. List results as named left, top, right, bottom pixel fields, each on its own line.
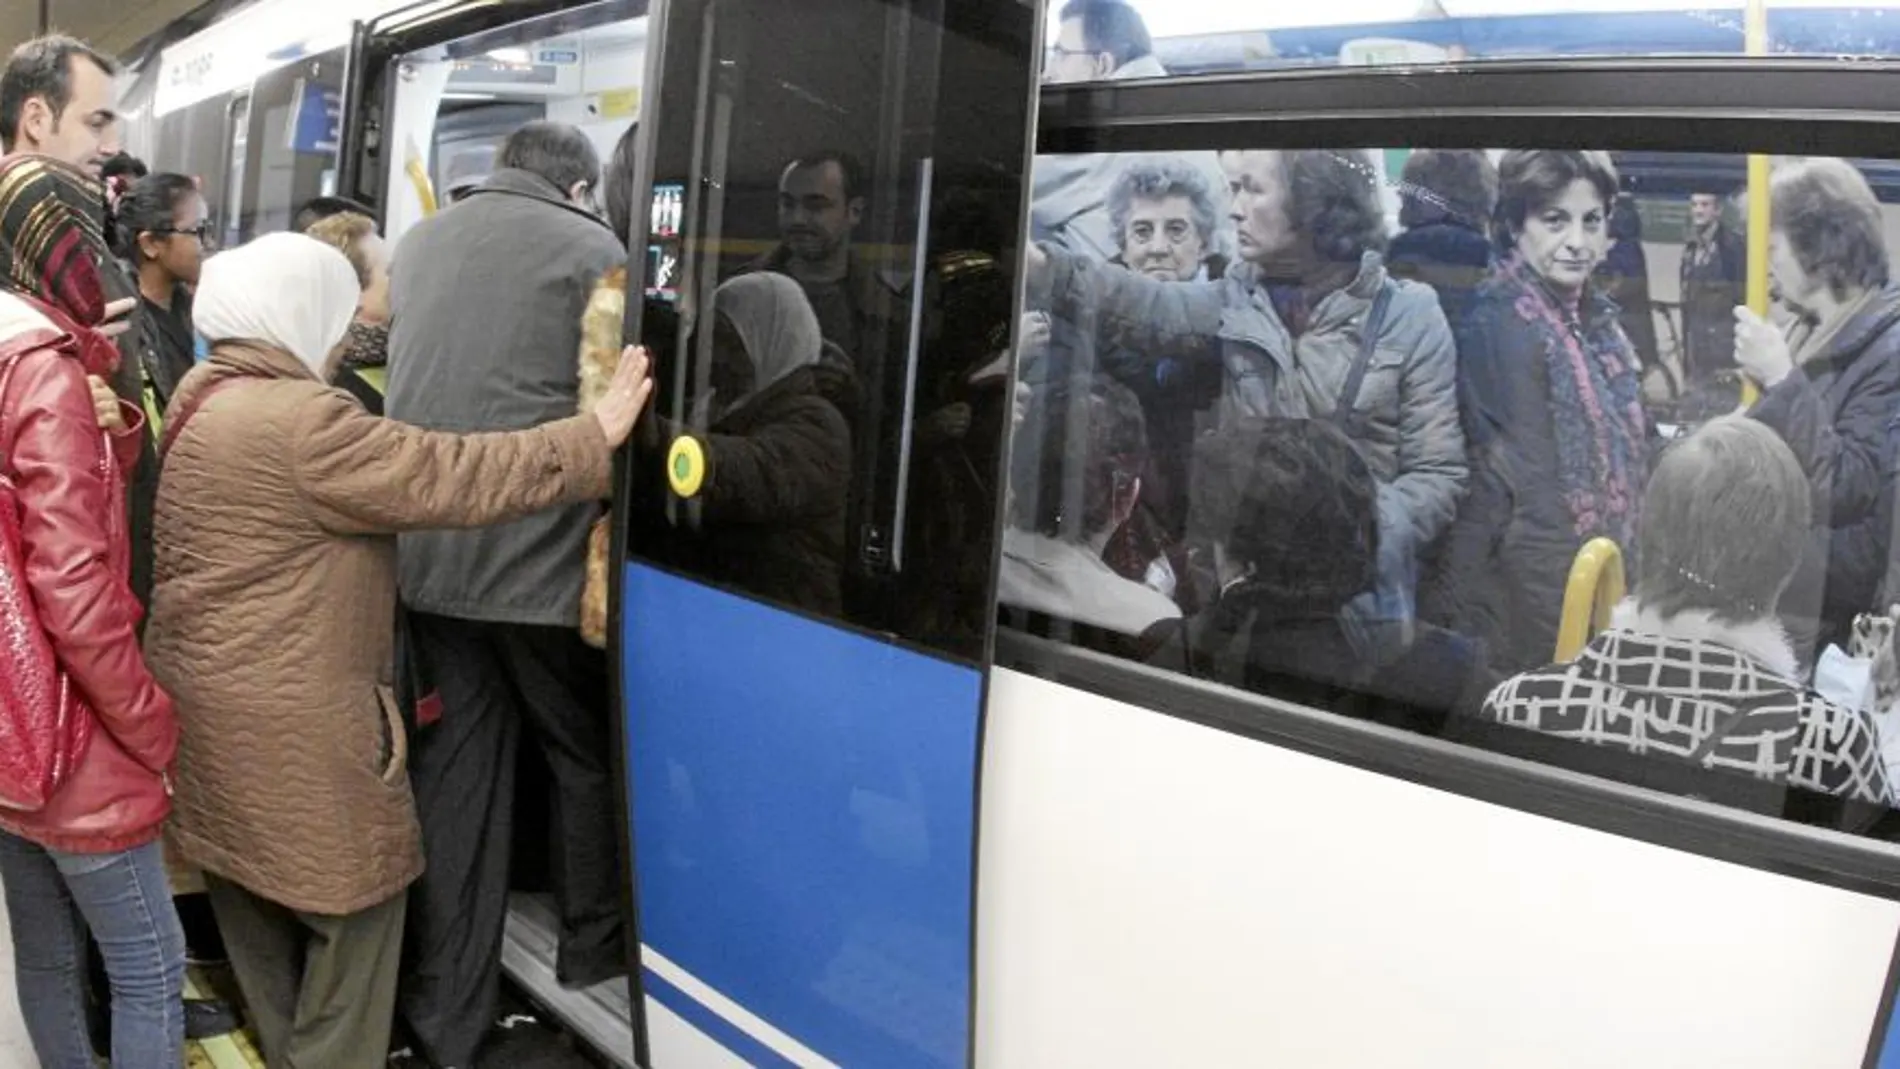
left=1012, top=144, right=1900, bottom=833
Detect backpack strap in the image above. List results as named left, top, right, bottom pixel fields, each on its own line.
left=1331, top=281, right=1394, bottom=437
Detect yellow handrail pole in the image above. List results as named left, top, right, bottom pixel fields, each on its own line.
left=1741, top=0, right=1771, bottom=408
left=1593, top=539, right=1627, bottom=636
left=1555, top=537, right=1627, bottom=662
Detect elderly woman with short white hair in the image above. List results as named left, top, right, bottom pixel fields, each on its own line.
left=1482, top=416, right=1890, bottom=805
left=142, top=231, right=652, bottom=1068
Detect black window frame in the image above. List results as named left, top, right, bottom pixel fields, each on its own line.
left=1007, top=57, right=1900, bottom=903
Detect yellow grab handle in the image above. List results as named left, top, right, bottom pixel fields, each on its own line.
left=1739, top=0, right=1769, bottom=411
left=1554, top=537, right=1627, bottom=663
left=404, top=138, right=438, bottom=220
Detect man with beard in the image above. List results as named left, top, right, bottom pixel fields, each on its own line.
left=744, top=151, right=905, bottom=617
left=747, top=151, right=896, bottom=367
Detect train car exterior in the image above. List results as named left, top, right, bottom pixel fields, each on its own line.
left=110, top=0, right=1900, bottom=1066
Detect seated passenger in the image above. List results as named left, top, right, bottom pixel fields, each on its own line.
left=1147, top=418, right=1488, bottom=732
left=1386, top=148, right=1497, bottom=332
left=643, top=272, right=855, bottom=616
left=143, top=233, right=653, bottom=1069
left=999, top=376, right=1181, bottom=640
left=1733, top=157, right=1900, bottom=654
left=1027, top=148, right=1468, bottom=656
left=1433, top=150, right=1651, bottom=674
left=302, top=209, right=392, bottom=414
left=1482, top=417, right=1891, bottom=806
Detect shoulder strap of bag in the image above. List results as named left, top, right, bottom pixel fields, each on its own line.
left=159, top=377, right=242, bottom=461
left=1332, top=281, right=1394, bottom=436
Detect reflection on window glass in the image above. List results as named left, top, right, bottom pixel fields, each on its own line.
left=1015, top=144, right=1900, bottom=831
left=626, top=0, right=1034, bottom=664
left=1041, top=1, right=1900, bottom=82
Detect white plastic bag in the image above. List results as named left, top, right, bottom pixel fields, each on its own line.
left=1815, top=644, right=1876, bottom=713
left=1818, top=641, right=1900, bottom=804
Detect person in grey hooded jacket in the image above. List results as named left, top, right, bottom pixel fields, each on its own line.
left=1027, top=148, right=1469, bottom=652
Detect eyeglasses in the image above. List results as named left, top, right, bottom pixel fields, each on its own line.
left=153, top=222, right=213, bottom=242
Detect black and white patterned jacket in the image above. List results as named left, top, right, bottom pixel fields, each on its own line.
left=1482, top=601, right=1891, bottom=805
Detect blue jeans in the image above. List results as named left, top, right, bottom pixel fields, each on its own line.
left=0, top=832, right=185, bottom=1068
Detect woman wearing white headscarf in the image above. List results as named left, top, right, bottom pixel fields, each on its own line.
left=142, top=232, right=651, bottom=1069
left=639, top=272, right=854, bottom=614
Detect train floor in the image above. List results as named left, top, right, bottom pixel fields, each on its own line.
left=0, top=892, right=601, bottom=1068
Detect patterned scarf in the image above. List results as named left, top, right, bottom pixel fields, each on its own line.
left=0, top=156, right=109, bottom=326
left=341, top=320, right=389, bottom=369
left=1498, top=254, right=1647, bottom=548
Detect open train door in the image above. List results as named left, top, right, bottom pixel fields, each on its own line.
left=612, top=0, right=1039, bottom=1064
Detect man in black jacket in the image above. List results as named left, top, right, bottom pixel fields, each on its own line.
left=1681, top=189, right=1747, bottom=387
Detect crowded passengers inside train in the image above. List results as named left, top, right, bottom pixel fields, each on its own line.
left=1007, top=1, right=1900, bottom=828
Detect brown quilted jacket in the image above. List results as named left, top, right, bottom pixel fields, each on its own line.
left=145, top=342, right=611, bottom=915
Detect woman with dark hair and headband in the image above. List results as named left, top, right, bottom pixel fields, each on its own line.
left=0, top=153, right=187, bottom=1067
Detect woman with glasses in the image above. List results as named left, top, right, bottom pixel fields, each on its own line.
left=112, top=172, right=209, bottom=414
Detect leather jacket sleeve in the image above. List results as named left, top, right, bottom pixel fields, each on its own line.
left=9, top=348, right=176, bottom=773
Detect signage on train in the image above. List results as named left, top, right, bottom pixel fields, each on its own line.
left=153, top=0, right=415, bottom=118
left=288, top=79, right=342, bottom=156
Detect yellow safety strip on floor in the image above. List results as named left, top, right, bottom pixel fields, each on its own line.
left=183, top=970, right=265, bottom=1069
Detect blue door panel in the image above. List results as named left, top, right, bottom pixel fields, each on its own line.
left=622, top=562, right=981, bottom=1068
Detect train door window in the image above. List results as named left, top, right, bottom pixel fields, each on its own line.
left=380, top=0, right=651, bottom=246
left=1013, top=141, right=1900, bottom=835
left=626, top=0, right=1035, bottom=664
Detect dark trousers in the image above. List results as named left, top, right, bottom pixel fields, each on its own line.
left=204, top=875, right=405, bottom=1069
left=397, top=614, right=627, bottom=1068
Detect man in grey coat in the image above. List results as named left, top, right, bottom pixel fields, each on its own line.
left=384, top=121, right=626, bottom=1069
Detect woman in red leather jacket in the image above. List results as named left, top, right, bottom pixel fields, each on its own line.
left=0, top=155, right=186, bottom=1067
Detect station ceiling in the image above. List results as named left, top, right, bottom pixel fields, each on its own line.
left=2, top=0, right=209, bottom=61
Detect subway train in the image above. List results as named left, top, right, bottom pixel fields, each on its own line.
left=112, top=0, right=1900, bottom=1066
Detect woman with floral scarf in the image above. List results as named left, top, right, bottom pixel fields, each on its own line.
left=1435, top=150, right=1653, bottom=674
